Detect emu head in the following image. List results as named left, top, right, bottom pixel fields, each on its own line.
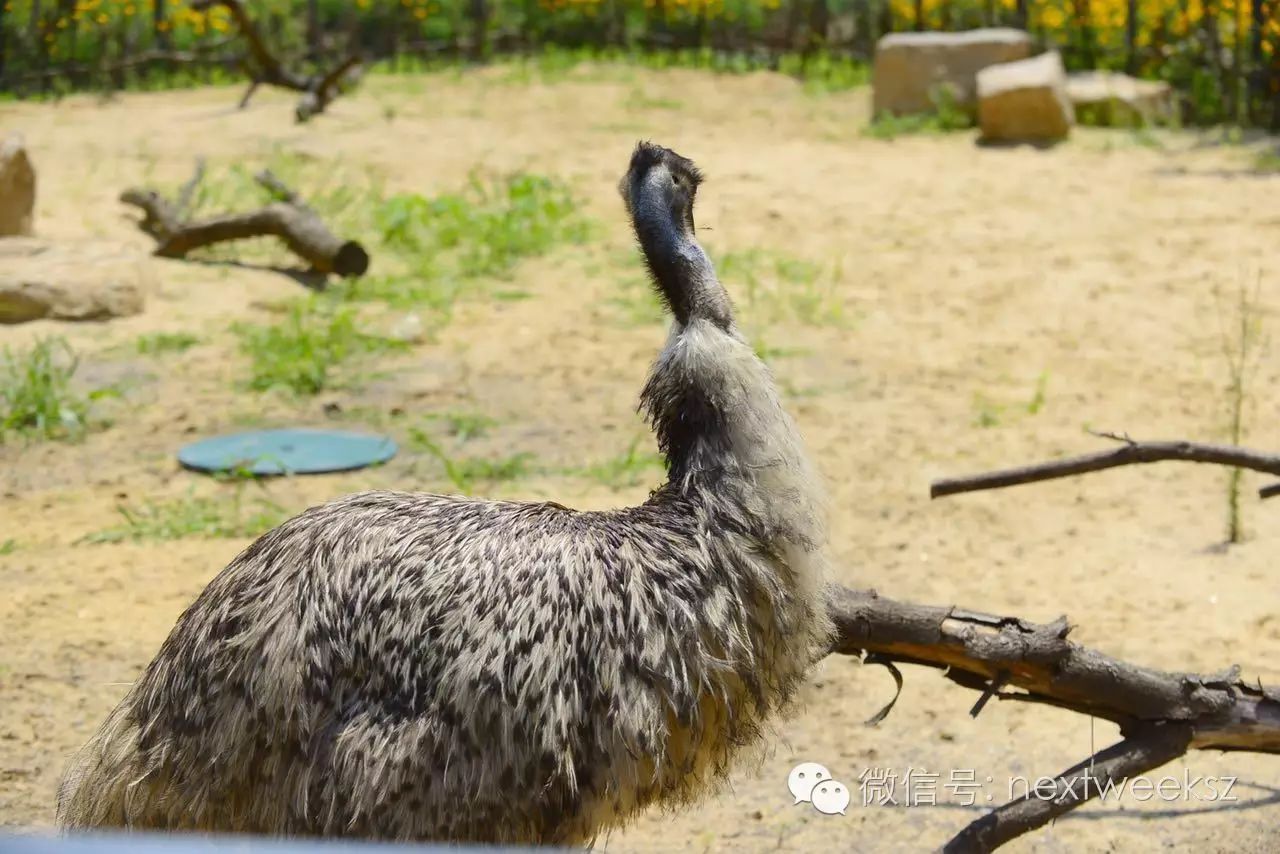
left=620, top=142, right=730, bottom=330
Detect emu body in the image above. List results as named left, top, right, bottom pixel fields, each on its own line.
left=57, top=143, right=832, bottom=845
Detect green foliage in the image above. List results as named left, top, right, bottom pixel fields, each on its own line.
left=83, top=491, right=289, bottom=544
left=233, top=301, right=409, bottom=395
left=136, top=331, right=201, bottom=356
left=374, top=172, right=589, bottom=279
left=1, top=1, right=1273, bottom=128
left=0, top=338, right=116, bottom=442
left=865, top=86, right=973, bottom=140
left=777, top=51, right=871, bottom=94
left=0, top=539, right=18, bottom=555
left=1254, top=148, right=1280, bottom=173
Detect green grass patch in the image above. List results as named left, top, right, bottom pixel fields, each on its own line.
left=136, top=331, right=201, bottom=355
left=233, top=301, right=409, bottom=395
left=1254, top=148, right=1280, bottom=173
left=1, top=338, right=118, bottom=442
left=373, top=172, right=590, bottom=279
left=83, top=491, right=289, bottom=544
left=864, top=86, right=972, bottom=140
left=575, top=437, right=664, bottom=489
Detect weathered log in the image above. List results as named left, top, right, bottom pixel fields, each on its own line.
left=120, top=168, right=368, bottom=277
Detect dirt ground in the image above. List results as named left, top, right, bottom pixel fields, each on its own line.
left=2, top=65, right=1279, bottom=852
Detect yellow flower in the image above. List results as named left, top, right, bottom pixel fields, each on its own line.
left=414, top=7, right=426, bottom=18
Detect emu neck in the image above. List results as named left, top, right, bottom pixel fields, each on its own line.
left=641, top=321, right=825, bottom=551
left=632, top=197, right=730, bottom=330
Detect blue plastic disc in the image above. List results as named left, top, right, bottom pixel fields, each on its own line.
left=178, top=428, right=397, bottom=476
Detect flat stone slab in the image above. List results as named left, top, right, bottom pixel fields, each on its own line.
left=0, top=238, right=149, bottom=323
left=1067, top=71, right=1176, bottom=126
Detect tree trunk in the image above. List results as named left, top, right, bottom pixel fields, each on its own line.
left=0, top=0, right=8, bottom=82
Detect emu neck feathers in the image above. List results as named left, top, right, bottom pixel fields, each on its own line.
left=630, top=192, right=729, bottom=329
left=641, top=321, right=826, bottom=551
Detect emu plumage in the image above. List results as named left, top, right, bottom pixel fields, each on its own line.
left=57, top=142, right=832, bottom=845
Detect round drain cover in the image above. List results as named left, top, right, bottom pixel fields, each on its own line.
left=178, top=428, right=397, bottom=476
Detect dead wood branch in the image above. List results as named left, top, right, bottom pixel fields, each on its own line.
left=120, top=167, right=368, bottom=278
left=190, top=0, right=362, bottom=121
left=942, top=724, right=1193, bottom=853
left=931, top=438, right=1280, bottom=500
left=827, top=585, right=1280, bottom=851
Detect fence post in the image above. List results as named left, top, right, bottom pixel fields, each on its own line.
left=469, top=0, right=489, bottom=60
left=1249, top=0, right=1265, bottom=124
left=1125, top=0, right=1137, bottom=73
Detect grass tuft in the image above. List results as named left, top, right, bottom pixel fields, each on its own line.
left=83, top=491, right=289, bottom=544
left=136, top=331, right=201, bottom=355
left=1, top=338, right=116, bottom=442
left=233, top=301, right=409, bottom=396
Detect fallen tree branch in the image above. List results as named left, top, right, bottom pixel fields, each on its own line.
left=827, top=585, right=1280, bottom=852
left=942, top=724, right=1192, bottom=853
left=120, top=165, right=369, bottom=277
left=190, top=0, right=362, bottom=121
left=931, top=438, right=1280, bottom=500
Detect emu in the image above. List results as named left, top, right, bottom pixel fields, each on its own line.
left=57, top=142, right=833, bottom=845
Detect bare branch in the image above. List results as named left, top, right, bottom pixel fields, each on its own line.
left=190, top=0, right=361, bottom=121
left=931, top=439, right=1280, bottom=499
left=942, top=724, right=1193, bottom=853
left=189, top=0, right=308, bottom=91
left=827, top=585, right=1280, bottom=850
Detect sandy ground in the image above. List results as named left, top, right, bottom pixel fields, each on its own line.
left=1, top=65, right=1279, bottom=852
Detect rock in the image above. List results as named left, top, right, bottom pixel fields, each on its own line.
left=0, top=133, right=36, bottom=236
left=873, top=28, right=1034, bottom=116
left=0, top=239, right=149, bottom=323
left=1067, top=71, right=1176, bottom=127
left=388, top=312, right=425, bottom=344
left=977, top=51, right=1074, bottom=144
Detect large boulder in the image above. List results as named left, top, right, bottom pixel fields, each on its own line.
left=0, top=239, right=149, bottom=323
left=1067, top=71, right=1176, bottom=127
left=0, top=133, right=36, bottom=236
left=977, top=51, right=1074, bottom=144
left=873, top=28, right=1034, bottom=116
